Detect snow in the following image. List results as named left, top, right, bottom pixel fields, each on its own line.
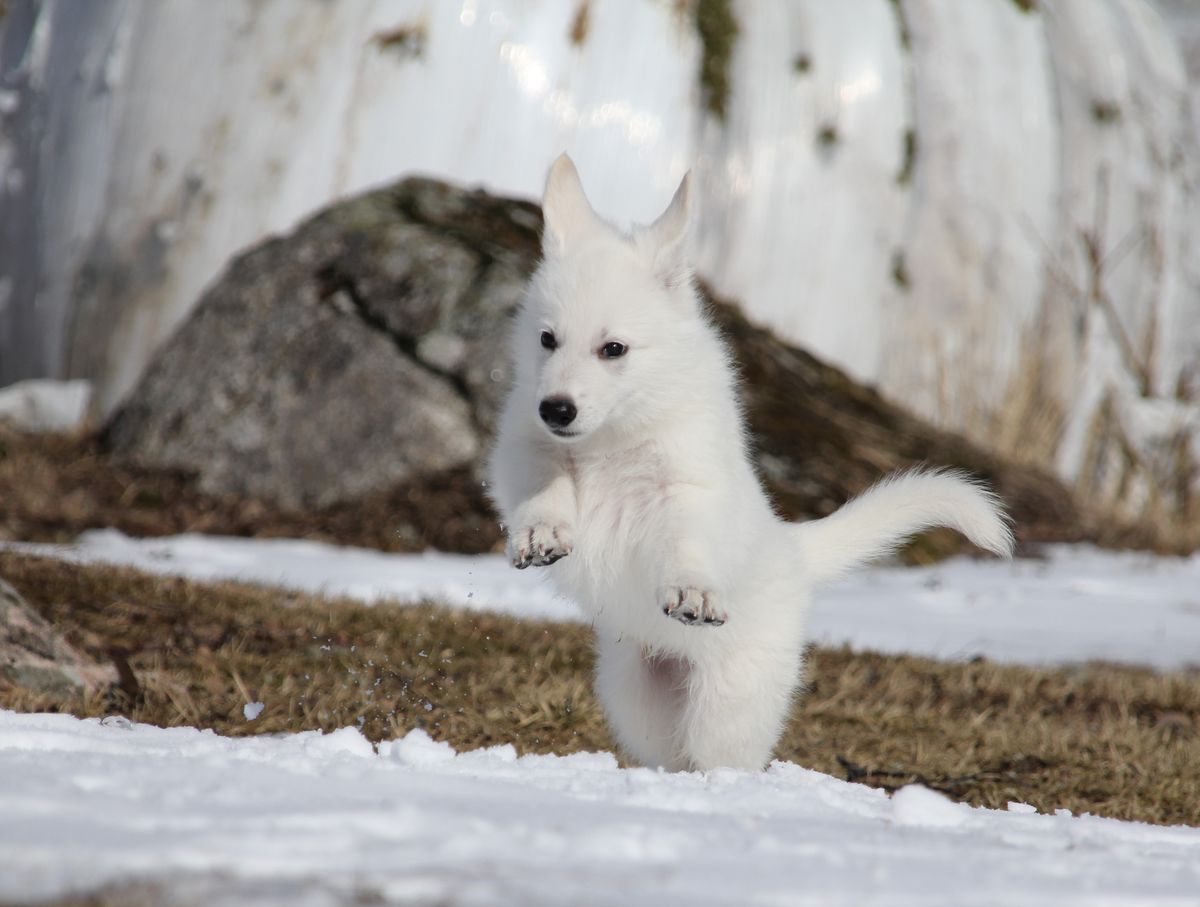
left=0, top=378, right=92, bottom=433
left=815, top=546, right=1200, bottom=669
left=0, top=711, right=1197, bottom=906
left=890, top=783, right=969, bottom=829
left=7, top=530, right=1200, bottom=670
left=243, top=701, right=265, bottom=721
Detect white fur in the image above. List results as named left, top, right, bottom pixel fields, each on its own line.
left=488, top=154, right=1014, bottom=772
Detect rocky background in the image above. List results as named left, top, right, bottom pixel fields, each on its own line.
left=95, top=178, right=1112, bottom=556
left=1, top=0, right=1198, bottom=536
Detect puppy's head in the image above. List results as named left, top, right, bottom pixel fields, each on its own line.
left=516, top=154, right=699, bottom=446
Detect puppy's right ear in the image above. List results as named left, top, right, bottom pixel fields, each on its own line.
left=542, top=153, right=598, bottom=257
left=644, top=172, right=692, bottom=289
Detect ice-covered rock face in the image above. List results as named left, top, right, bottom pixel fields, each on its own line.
left=0, top=0, right=1196, bottom=527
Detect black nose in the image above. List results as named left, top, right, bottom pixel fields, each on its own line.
left=539, top=397, right=577, bottom=429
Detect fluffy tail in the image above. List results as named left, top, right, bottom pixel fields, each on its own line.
left=794, top=468, right=1014, bottom=586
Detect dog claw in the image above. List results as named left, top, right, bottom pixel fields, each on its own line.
left=509, top=524, right=573, bottom=569
left=661, top=585, right=725, bottom=628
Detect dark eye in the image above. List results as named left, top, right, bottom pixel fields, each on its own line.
left=600, top=341, right=627, bottom=360
left=541, top=330, right=557, bottom=350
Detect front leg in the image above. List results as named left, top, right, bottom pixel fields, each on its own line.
left=489, top=421, right=577, bottom=570
left=656, top=483, right=727, bottom=628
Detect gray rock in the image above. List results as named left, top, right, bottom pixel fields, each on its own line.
left=0, top=577, right=116, bottom=697
left=105, top=180, right=542, bottom=509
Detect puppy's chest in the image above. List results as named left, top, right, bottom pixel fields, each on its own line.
left=570, top=445, right=667, bottom=565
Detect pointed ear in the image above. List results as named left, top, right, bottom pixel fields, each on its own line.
left=541, top=153, right=599, bottom=257
left=645, top=172, right=692, bottom=288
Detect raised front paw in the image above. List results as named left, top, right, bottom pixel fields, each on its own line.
left=661, top=585, right=726, bottom=627
left=508, top=523, right=573, bottom=569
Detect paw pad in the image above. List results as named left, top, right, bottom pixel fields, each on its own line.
left=509, top=524, right=573, bottom=569
left=661, top=586, right=726, bottom=627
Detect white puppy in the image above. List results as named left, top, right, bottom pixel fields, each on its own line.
left=489, top=155, right=1013, bottom=772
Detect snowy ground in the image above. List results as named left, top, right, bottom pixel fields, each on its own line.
left=2, top=710, right=1199, bottom=907
left=4, top=532, right=1199, bottom=904
left=7, top=529, right=1200, bottom=670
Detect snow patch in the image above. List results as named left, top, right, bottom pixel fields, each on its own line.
left=0, top=379, right=92, bottom=433
left=0, top=710, right=1197, bottom=905
left=892, top=784, right=969, bottom=828
left=242, top=702, right=265, bottom=721
left=302, top=726, right=374, bottom=759
left=381, top=729, right=455, bottom=766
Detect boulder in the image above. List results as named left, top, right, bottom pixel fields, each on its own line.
left=0, top=576, right=115, bottom=697
left=106, top=181, right=539, bottom=509
left=106, top=178, right=1092, bottom=546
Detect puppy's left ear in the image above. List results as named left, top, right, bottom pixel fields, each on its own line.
left=644, top=172, right=692, bottom=289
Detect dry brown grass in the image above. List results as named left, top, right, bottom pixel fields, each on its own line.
left=0, top=425, right=500, bottom=553
left=2, top=551, right=1197, bottom=828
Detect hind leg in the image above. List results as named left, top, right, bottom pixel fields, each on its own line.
left=594, top=635, right=688, bottom=769
left=678, top=641, right=802, bottom=771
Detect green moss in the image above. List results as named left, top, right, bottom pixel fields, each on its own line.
left=896, top=128, right=917, bottom=185
left=695, top=0, right=739, bottom=121
left=569, top=0, right=590, bottom=46
left=815, top=122, right=840, bottom=162
left=891, top=250, right=911, bottom=290
left=1091, top=100, right=1121, bottom=124
left=887, top=0, right=911, bottom=51
left=372, top=23, right=427, bottom=60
